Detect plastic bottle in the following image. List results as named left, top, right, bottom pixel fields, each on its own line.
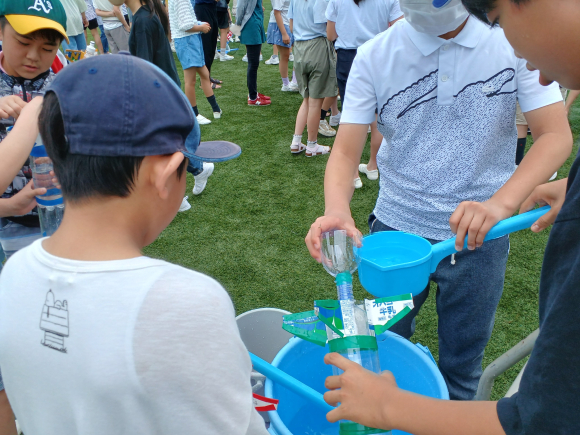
left=29, top=135, right=64, bottom=236
left=85, top=41, right=97, bottom=58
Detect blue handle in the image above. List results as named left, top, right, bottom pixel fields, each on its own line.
left=430, top=206, right=550, bottom=272
left=249, top=352, right=334, bottom=413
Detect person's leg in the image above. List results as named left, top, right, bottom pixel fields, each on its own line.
left=0, top=387, right=17, bottom=435
left=104, top=29, right=118, bottom=54
left=307, top=97, right=324, bottom=142
left=183, top=67, right=198, bottom=112
left=99, top=25, right=109, bottom=53
left=278, top=45, right=290, bottom=84
left=246, top=44, right=261, bottom=101
left=197, top=66, right=221, bottom=115
left=220, top=27, right=229, bottom=53
left=291, top=98, right=308, bottom=152
left=90, top=28, right=105, bottom=55
left=433, top=235, right=510, bottom=401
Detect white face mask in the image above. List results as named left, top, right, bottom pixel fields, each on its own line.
left=400, top=0, right=469, bottom=36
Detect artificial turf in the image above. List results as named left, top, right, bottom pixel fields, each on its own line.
left=128, top=9, right=580, bottom=400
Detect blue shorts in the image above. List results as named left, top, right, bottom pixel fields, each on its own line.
left=266, top=22, right=294, bottom=48
left=175, top=33, right=205, bottom=70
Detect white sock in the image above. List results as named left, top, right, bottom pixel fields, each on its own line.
left=292, top=134, right=302, bottom=145
left=332, top=111, right=341, bottom=118
left=307, top=140, right=317, bottom=149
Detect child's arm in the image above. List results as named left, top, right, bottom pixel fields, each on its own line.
left=327, top=20, right=338, bottom=42
left=0, top=98, right=43, bottom=192
left=112, top=6, right=130, bottom=31
left=94, top=8, right=115, bottom=17
left=274, top=10, right=290, bottom=45
left=324, top=353, right=506, bottom=435
left=450, top=100, right=572, bottom=251
left=175, top=0, right=211, bottom=33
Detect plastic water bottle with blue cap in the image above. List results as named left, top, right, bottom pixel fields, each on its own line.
left=29, top=134, right=64, bottom=237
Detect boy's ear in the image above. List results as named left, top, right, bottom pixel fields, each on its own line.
left=153, top=152, right=186, bottom=200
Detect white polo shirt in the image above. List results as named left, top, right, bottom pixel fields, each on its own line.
left=325, top=0, right=402, bottom=50
left=342, top=17, right=563, bottom=240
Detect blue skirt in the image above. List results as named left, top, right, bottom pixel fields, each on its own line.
left=266, top=22, right=294, bottom=48
left=174, top=33, right=205, bottom=69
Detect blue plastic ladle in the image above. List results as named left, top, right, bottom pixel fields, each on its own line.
left=356, top=206, right=550, bottom=298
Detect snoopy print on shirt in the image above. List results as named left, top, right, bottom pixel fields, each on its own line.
left=39, top=290, right=69, bottom=353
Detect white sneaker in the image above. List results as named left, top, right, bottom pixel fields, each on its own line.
left=214, top=109, right=223, bottom=119
left=214, top=51, right=220, bottom=60
left=170, top=41, right=176, bottom=53
left=220, top=53, right=234, bottom=61
left=281, top=83, right=299, bottom=92
left=196, top=114, right=212, bottom=125
left=318, top=119, right=336, bottom=137
left=359, top=164, right=379, bottom=180
left=265, top=55, right=279, bottom=65
left=289, top=53, right=294, bottom=62
left=288, top=82, right=299, bottom=92
left=179, top=196, right=191, bottom=212
left=354, top=178, right=363, bottom=189
left=549, top=171, right=558, bottom=181
left=242, top=53, right=248, bottom=62
left=260, top=54, right=263, bottom=61
left=193, top=163, right=215, bottom=195
left=329, top=112, right=341, bottom=127
left=234, top=35, right=240, bottom=42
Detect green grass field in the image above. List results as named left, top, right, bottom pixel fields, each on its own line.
left=103, top=10, right=580, bottom=401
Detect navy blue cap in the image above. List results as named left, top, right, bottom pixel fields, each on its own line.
left=45, top=52, right=202, bottom=161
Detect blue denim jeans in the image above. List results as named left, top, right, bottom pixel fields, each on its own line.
left=369, top=214, right=509, bottom=400
left=61, top=33, right=87, bottom=52
left=99, top=25, right=109, bottom=54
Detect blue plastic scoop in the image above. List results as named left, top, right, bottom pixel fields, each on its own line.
left=356, top=207, right=550, bottom=298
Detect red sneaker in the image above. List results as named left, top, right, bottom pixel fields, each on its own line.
left=258, top=93, right=271, bottom=100
left=248, top=95, right=271, bottom=106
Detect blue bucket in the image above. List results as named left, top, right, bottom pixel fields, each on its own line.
left=265, top=332, right=448, bottom=435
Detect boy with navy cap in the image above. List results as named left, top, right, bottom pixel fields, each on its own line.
left=0, top=54, right=269, bottom=435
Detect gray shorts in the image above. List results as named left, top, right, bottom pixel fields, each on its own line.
left=105, top=25, right=130, bottom=54
left=293, top=37, right=338, bottom=99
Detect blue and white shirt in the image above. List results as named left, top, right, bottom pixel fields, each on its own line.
left=342, top=17, right=563, bottom=240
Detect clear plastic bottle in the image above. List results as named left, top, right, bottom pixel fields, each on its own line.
left=85, top=41, right=97, bottom=58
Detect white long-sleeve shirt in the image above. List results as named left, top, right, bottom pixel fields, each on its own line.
left=0, top=240, right=269, bottom=435
left=168, top=0, right=201, bottom=40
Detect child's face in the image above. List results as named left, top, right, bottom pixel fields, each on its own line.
left=486, top=0, right=580, bottom=89
left=0, top=23, right=60, bottom=79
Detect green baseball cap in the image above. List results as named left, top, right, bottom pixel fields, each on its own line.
left=0, top=0, right=69, bottom=43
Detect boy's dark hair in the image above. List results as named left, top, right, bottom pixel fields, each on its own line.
left=461, top=0, right=529, bottom=24
left=0, top=16, right=64, bottom=44
left=39, top=92, right=187, bottom=203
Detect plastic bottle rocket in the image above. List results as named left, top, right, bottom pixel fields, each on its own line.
left=85, top=41, right=97, bottom=58
left=29, top=134, right=64, bottom=237
left=318, top=231, right=388, bottom=435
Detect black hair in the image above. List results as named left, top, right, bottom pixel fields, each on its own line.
left=461, top=0, right=529, bottom=25
left=39, top=92, right=187, bottom=203
left=0, top=16, right=64, bottom=44
left=140, top=0, right=170, bottom=37
left=353, top=0, right=364, bottom=5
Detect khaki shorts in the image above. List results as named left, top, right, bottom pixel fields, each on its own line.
left=516, top=87, right=568, bottom=125
left=293, top=37, right=338, bottom=99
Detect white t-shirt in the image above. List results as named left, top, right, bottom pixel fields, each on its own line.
left=325, top=0, right=402, bottom=50
left=342, top=17, right=563, bottom=240
left=269, top=0, right=291, bottom=26
left=93, top=0, right=124, bottom=30
left=288, top=0, right=328, bottom=41
left=0, top=240, right=268, bottom=435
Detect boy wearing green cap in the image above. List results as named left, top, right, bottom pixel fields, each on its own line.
left=0, top=1, right=67, bottom=433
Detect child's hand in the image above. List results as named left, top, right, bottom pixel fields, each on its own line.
left=449, top=199, right=513, bottom=251
left=0, top=96, right=27, bottom=120
left=3, top=181, right=46, bottom=217
left=520, top=178, right=568, bottom=232
left=282, top=33, right=291, bottom=45
left=324, top=353, right=397, bottom=430
left=199, top=22, right=211, bottom=33
left=305, top=213, right=362, bottom=263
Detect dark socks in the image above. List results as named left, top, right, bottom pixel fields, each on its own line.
left=321, top=109, right=328, bottom=120
left=207, top=95, right=220, bottom=113
left=192, top=105, right=199, bottom=116
left=516, top=137, right=527, bottom=165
